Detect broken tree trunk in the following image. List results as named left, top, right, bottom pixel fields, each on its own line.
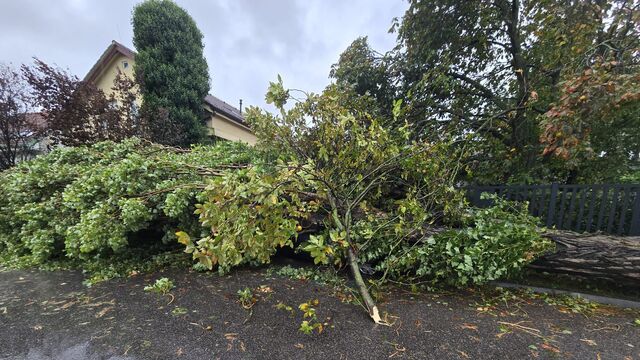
left=530, top=230, right=640, bottom=285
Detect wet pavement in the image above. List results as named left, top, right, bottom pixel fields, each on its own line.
left=1, top=267, right=639, bottom=359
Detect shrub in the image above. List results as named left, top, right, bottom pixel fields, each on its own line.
left=368, top=194, right=553, bottom=287
left=144, top=277, right=174, bottom=295
left=0, top=137, right=254, bottom=267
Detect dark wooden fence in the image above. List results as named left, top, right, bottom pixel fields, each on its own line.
left=465, top=184, right=640, bottom=236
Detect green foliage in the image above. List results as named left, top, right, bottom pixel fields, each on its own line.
left=298, top=300, right=324, bottom=335
left=0, top=138, right=254, bottom=269
left=144, top=277, right=174, bottom=295
left=330, top=36, right=395, bottom=119
left=177, top=164, right=318, bottom=274
left=81, top=251, right=191, bottom=286
left=171, top=306, right=188, bottom=316
left=237, top=287, right=256, bottom=309
left=367, top=195, right=553, bottom=287
left=177, top=78, right=547, bottom=296
left=182, top=78, right=466, bottom=287
left=132, top=0, right=210, bottom=146
left=268, top=265, right=352, bottom=297
left=346, top=0, right=640, bottom=184
left=620, top=170, right=640, bottom=184
left=300, top=234, right=336, bottom=265
left=537, top=293, right=599, bottom=315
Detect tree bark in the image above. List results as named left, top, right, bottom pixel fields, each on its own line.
left=530, top=231, right=640, bottom=285
left=347, top=246, right=384, bottom=324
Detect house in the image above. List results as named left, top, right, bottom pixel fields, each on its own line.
left=84, top=41, right=256, bottom=145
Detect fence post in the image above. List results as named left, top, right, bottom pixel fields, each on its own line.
left=630, top=187, right=640, bottom=236
left=546, top=183, right=559, bottom=228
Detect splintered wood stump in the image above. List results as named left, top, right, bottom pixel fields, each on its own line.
left=530, top=230, right=640, bottom=285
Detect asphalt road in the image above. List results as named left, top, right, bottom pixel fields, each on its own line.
left=1, top=267, right=638, bottom=359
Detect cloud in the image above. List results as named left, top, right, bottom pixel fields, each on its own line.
left=0, top=0, right=407, bottom=109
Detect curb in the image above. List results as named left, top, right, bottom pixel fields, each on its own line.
left=490, top=281, right=640, bottom=309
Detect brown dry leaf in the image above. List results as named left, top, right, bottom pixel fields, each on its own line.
left=81, top=300, right=116, bottom=308
left=54, top=301, right=76, bottom=311
left=240, top=341, right=246, bottom=352
left=294, top=343, right=304, bottom=349
left=175, top=347, right=184, bottom=356
left=580, top=338, right=597, bottom=347
left=33, top=325, right=43, bottom=330
left=415, top=319, right=422, bottom=328
left=387, top=342, right=406, bottom=358
left=457, top=350, right=470, bottom=358
left=461, top=323, right=478, bottom=331
left=256, top=285, right=273, bottom=294
left=541, top=343, right=560, bottom=354
left=95, top=307, right=113, bottom=318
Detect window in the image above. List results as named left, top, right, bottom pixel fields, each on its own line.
left=122, top=61, right=129, bottom=69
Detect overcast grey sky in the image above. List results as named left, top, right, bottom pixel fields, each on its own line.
left=0, top=0, right=407, bottom=110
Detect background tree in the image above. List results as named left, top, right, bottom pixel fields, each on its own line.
left=330, top=37, right=395, bottom=120
left=0, top=64, right=40, bottom=170
left=22, top=59, right=145, bottom=146
left=536, top=0, right=640, bottom=183
left=332, top=0, right=640, bottom=184
left=132, top=0, right=210, bottom=147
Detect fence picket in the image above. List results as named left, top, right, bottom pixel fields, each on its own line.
left=617, top=187, right=631, bottom=235
left=585, top=186, right=597, bottom=232
left=557, top=186, right=569, bottom=229
left=465, top=183, right=640, bottom=236
left=546, top=184, right=559, bottom=228
left=630, top=191, right=640, bottom=236
left=575, top=187, right=588, bottom=232
left=607, top=187, right=620, bottom=233
left=596, top=185, right=610, bottom=231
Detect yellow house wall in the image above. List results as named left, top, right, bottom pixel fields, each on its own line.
left=91, top=52, right=255, bottom=145
left=94, top=54, right=136, bottom=98
left=207, top=113, right=257, bottom=145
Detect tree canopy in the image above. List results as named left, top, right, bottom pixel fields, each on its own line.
left=22, top=59, right=143, bottom=147
left=132, top=0, right=210, bottom=147
left=333, top=0, right=640, bottom=184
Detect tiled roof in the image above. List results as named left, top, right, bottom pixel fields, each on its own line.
left=83, top=40, right=135, bottom=83
left=204, top=95, right=247, bottom=126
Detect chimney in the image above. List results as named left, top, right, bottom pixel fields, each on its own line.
left=239, top=99, right=243, bottom=114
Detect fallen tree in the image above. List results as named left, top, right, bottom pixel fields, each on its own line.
left=531, top=230, right=640, bottom=285
left=0, top=81, right=553, bottom=322
left=176, top=80, right=552, bottom=323
left=0, top=138, right=255, bottom=265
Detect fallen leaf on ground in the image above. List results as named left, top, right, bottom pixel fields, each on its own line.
left=541, top=343, right=560, bottom=353
left=256, top=285, right=273, bottom=294
left=95, top=307, right=113, bottom=318
left=461, top=323, right=478, bottom=331
left=294, top=343, right=304, bottom=349
left=580, top=338, right=597, bottom=346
